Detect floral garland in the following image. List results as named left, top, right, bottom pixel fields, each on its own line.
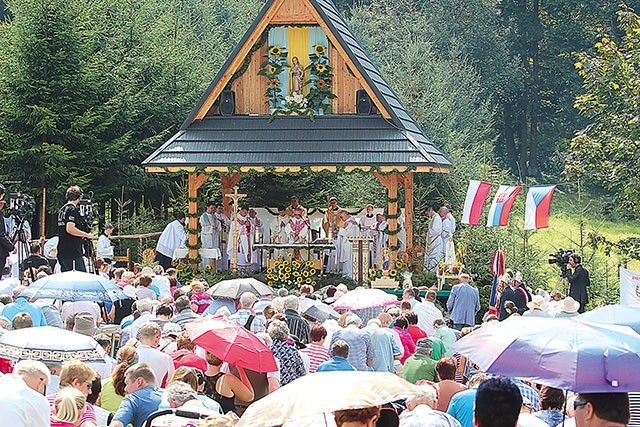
left=258, top=45, right=290, bottom=110
left=305, top=44, right=336, bottom=114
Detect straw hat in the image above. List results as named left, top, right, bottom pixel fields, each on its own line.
left=560, top=296, right=580, bottom=314
left=513, top=272, right=524, bottom=283
left=73, top=312, right=97, bottom=336
left=527, top=295, right=549, bottom=311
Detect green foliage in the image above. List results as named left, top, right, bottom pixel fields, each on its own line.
left=568, top=6, right=640, bottom=212
left=305, top=44, right=336, bottom=114
left=258, top=45, right=289, bottom=109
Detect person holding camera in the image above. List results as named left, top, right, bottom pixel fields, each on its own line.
left=0, top=185, right=15, bottom=273
left=57, top=186, right=94, bottom=272
left=566, top=254, right=589, bottom=313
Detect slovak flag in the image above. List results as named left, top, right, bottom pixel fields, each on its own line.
left=524, top=185, right=557, bottom=230
left=486, top=185, right=521, bottom=227
left=461, top=180, right=492, bottom=225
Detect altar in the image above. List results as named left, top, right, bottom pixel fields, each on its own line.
left=254, top=242, right=335, bottom=272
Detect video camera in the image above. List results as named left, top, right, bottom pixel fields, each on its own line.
left=548, top=248, right=574, bottom=277
left=8, top=191, right=35, bottom=219
left=77, top=191, right=99, bottom=232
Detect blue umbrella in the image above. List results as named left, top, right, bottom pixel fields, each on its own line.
left=21, top=271, right=127, bottom=302
left=452, top=316, right=640, bottom=392
left=575, top=304, right=640, bottom=334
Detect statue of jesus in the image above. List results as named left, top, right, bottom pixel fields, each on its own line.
left=290, top=56, right=304, bottom=95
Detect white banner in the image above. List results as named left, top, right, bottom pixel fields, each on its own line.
left=620, top=268, right=640, bottom=306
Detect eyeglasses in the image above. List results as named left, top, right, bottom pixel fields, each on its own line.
left=574, top=399, right=590, bottom=411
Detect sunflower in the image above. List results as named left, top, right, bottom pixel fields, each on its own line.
left=267, top=268, right=274, bottom=274
left=205, top=264, right=212, bottom=270
left=305, top=260, right=313, bottom=267
left=315, top=63, right=327, bottom=73
left=269, top=46, right=282, bottom=56
left=293, top=271, right=301, bottom=277
left=269, top=78, right=279, bottom=88
left=269, top=65, right=277, bottom=74
left=285, top=267, right=292, bottom=273
left=268, top=281, right=273, bottom=286
left=279, top=273, right=286, bottom=280
left=309, top=268, right=317, bottom=276
left=305, top=277, right=312, bottom=284
left=296, top=276, right=303, bottom=283
left=311, top=281, right=317, bottom=286
left=389, top=269, right=398, bottom=277
left=283, top=260, right=290, bottom=266
left=302, top=270, right=310, bottom=278
left=287, top=252, right=293, bottom=258
left=316, top=79, right=326, bottom=89
left=395, top=260, right=404, bottom=268
left=292, top=260, right=301, bottom=268
left=284, top=273, right=291, bottom=279
left=314, top=44, right=326, bottom=55
left=369, top=268, right=377, bottom=278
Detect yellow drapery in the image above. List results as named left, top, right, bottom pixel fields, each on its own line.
left=287, top=26, right=309, bottom=95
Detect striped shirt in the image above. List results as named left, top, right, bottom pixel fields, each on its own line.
left=48, top=392, right=96, bottom=425
left=284, top=309, right=311, bottom=344
left=301, top=343, right=331, bottom=373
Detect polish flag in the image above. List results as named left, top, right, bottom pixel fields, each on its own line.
left=524, top=185, right=557, bottom=230
left=486, top=185, right=522, bottom=227
left=461, top=180, right=492, bottom=225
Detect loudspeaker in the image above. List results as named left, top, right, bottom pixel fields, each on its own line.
left=219, top=90, right=236, bottom=116
left=356, top=89, right=373, bottom=115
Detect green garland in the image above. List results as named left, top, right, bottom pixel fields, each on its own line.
left=384, top=227, right=401, bottom=236
left=385, top=213, right=401, bottom=219
left=155, top=165, right=418, bottom=175
left=228, top=31, right=268, bottom=88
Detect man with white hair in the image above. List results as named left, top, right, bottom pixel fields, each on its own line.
left=230, top=292, right=265, bottom=333
left=400, top=383, right=462, bottom=427
left=283, top=295, right=310, bottom=344
left=120, top=298, right=154, bottom=343
left=0, top=359, right=50, bottom=426
left=413, top=289, right=443, bottom=336
left=446, top=273, right=480, bottom=330
left=366, top=318, right=402, bottom=373
left=151, top=381, right=219, bottom=426
left=329, top=314, right=374, bottom=371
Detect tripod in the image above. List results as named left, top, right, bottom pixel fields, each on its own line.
left=83, top=237, right=96, bottom=274
left=11, top=214, right=30, bottom=280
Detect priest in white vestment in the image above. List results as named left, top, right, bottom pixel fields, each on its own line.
left=270, top=207, right=289, bottom=259
left=371, top=213, right=388, bottom=267
left=424, top=207, right=443, bottom=272
left=337, top=211, right=359, bottom=277
left=248, top=208, right=263, bottom=271
left=155, top=213, right=187, bottom=270
left=215, top=204, right=230, bottom=270
left=227, top=207, right=253, bottom=269
left=285, top=208, right=310, bottom=260
left=323, top=196, right=344, bottom=273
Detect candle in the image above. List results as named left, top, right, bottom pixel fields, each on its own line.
left=328, top=228, right=333, bottom=241
left=255, top=226, right=260, bottom=244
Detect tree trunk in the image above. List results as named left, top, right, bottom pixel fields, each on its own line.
left=527, top=0, right=541, bottom=177
left=503, top=105, right=518, bottom=172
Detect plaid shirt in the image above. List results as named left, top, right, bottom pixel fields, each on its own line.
left=229, top=309, right=266, bottom=334
left=511, top=378, right=541, bottom=411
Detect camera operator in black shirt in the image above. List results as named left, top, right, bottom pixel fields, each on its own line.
left=57, top=185, right=94, bottom=272
left=0, top=185, right=15, bottom=272
left=566, top=253, right=590, bottom=313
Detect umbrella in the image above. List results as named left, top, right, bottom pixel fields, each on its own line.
left=575, top=304, right=640, bottom=334
left=332, top=288, right=397, bottom=311
left=237, top=371, right=422, bottom=427
left=0, top=326, right=106, bottom=363
left=299, top=298, right=339, bottom=322
left=185, top=317, right=277, bottom=373
left=21, top=271, right=127, bottom=302
left=207, top=277, right=273, bottom=299
left=452, top=316, right=640, bottom=392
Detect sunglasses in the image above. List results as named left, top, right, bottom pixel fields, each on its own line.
left=574, top=399, right=590, bottom=411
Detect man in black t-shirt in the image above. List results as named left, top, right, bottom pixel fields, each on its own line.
left=21, top=243, right=49, bottom=279
left=0, top=184, right=15, bottom=272
left=57, top=185, right=94, bottom=272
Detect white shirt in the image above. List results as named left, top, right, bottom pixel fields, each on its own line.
left=97, top=234, right=114, bottom=259
left=137, top=344, right=175, bottom=387
left=0, top=374, right=50, bottom=427
left=61, top=301, right=102, bottom=324
left=413, top=301, right=443, bottom=336
left=152, top=275, right=172, bottom=298
left=129, top=311, right=154, bottom=340
left=156, top=220, right=187, bottom=258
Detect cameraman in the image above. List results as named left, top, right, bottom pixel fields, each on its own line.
left=0, top=185, right=15, bottom=272
left=57, top=185, right=94, bottom=272
left=566, top=254, right=589, bottom=313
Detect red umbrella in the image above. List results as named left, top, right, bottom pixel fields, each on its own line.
left=185, top=317, right=278, bottom=373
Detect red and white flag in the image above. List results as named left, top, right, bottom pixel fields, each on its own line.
left=524, top=185, right=557, bottom=230
left=461, top=180, right=492, bottom=225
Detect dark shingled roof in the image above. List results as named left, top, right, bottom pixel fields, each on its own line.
left=143, top=0, right=450, bottom=171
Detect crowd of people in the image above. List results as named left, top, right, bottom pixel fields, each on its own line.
left=0, top=258, right=633, bottom=427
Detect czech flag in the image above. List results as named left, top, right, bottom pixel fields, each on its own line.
left=461, top=180, right=492, bottom=225
left=486, top=185, right=521, bottom=227
left=524, top=185, right=556, bottom=230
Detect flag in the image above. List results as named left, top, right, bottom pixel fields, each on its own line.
left=620, top=268, right=640, bottom=306
left=524, top=185, right=557, bottom=230
left=486, top=185, right=521, bottom=227
left=489, top=249, right=505, bottom=312
left=461, top=180, right=492, bottom=225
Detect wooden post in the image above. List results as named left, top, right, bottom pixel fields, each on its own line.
left=400, top=172, right=414, bottom=252
left=373, top=171, right=399, bottom=260
left=221, top=173, right=242, bottom=218
left=188, top=173, right=209, bottom=261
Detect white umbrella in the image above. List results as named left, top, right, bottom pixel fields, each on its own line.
left=237, top=371, right=422, bottom=427
left=332, top=288, right=398, bottom=311
left=299, top=298, right=339, bottom=322
left=206, top=277, right=273, bottom=299
left=0, top=326, right=106, bottom=363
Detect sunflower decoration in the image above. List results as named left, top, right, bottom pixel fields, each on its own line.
left=368, top=268, right=378, bottom=279
left=389, top=269, right=398, bottom=277
left=269, top=45, right=283, bottom=56
left=314, top=44, right=326, bottom=56
left=315, top=63, right=327, bottom=73
left=269, top=79, right=280, bottom=88
left=317, top=79, right=326, bottom=89
left=395, top=259, right=405, bottom=269
left=268, top=255, right=321, bottom=291
left=269, top=65, right=277, bottom=74
left=305, top=260, right=314, bottom=267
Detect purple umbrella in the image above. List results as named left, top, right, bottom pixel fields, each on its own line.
left=452, top=316, right=640, bottom=392
left=575, top=304, right=640, bottom=334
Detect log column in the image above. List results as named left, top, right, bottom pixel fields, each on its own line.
left=373, top=171, right=399, bottom=260
left=400, top=172, right=414, bottom=252
left=188, top=172, right=209, bottom=261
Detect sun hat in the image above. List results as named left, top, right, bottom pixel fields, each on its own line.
left=162, top=323, right=182, bottom=338
left=560, top=296, right=580, bottom=314
left=527, top=295, right=549, bottom=311
left=73, top=312, right=97, bottom=336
